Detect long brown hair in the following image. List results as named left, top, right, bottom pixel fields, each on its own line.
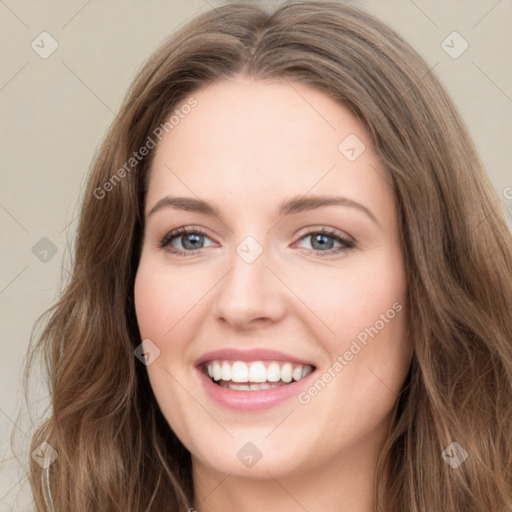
left=23, top=1, right=512, bottom=510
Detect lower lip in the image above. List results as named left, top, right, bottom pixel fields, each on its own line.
left=196, top=367, right=316, bottom=411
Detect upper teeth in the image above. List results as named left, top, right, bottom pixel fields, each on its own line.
left=206, top=360, right=314, bottom=383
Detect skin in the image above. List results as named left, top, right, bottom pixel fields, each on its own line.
left=134, top=75, right=413, bottom=512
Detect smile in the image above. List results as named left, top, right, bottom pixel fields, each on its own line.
left=202, top=360, right=315, bottom=391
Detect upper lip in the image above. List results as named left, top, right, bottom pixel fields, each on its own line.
left=195, top=348, right=316, bottom=368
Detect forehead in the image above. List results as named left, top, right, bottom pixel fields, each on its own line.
left=146, top=77, right=391, bottom=218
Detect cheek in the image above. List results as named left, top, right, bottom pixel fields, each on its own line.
left=331, top=259, right=410, bottom=400
left=134, top=258, right=196, bottom=338
left=134, top=266, right=163, bottom=336
left=134, top=257, right=211, bottom=375
left=290, top=252, right=407, bottom=343
left=301, top=250, right=410, bottom=394
left=133, top=260, right=183, bottom=363
left=134, top=261, right=197, bottom=440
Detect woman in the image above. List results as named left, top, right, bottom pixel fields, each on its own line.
left=25, top=1, right=512, bottom=510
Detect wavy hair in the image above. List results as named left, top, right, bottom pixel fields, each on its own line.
left=24, top=1, right=512, bottom=510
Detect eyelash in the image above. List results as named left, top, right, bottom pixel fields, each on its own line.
left=158, top=226, right=355, bottom=257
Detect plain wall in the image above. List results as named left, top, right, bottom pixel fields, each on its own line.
left=1, top=0, right=511, bottom=508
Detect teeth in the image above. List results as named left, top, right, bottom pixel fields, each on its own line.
left=221, top=361, right=231, bottom=381
left=213, top=361, right=222, bottom=381
left=219, top=381, right=286, bottom=391
left=281, top=363, right=293, bottom=383
left=231, top=361, right=249, bottom=382
left=205, top=360, right=314, bottom=385
left=292, top=365, right=303, bottom=381
left=248, top=361, right=267, bottom=383
left=267, top=362, right=281, bottom=382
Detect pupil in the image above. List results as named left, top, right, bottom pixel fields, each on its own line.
left=311, top=234, right=333, bottom=250
left=183, top=233, right=203, bottom=250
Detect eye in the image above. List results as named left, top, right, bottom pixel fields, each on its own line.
left=293, top=228, right=355, bottom=256
left=158, top=226, right=355, bottom=257
left=159, top=227, right=216, bottom=256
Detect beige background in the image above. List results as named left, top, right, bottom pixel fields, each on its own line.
left=1, top=0, right=511, bottom=508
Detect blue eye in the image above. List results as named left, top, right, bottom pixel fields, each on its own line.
left=159, top=227, right=214, bottom=256
left=159, top=227, right=355, bottom=257
left=295, top=229, right=355, bottom=255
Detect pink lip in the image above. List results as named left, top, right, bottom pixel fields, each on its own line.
left=194, top=348, right=315, bottom=367
left=194, top=348, right=317, bottom=411
left=195, top=366, right=316, bottom=411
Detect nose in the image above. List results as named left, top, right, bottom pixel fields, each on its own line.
left=212, top=239, right=286, bottom=330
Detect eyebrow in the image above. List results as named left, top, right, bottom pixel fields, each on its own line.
left=147, top=194, right=378, bottom=224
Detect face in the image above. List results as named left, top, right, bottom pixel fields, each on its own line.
left=134, top=76, right=412, bottom=483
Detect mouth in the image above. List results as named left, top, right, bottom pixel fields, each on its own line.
left=200, top=360, right=316, bottom=391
